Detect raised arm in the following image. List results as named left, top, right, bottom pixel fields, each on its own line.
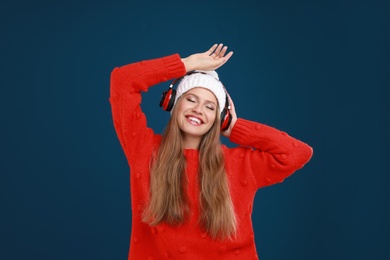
left=216, top=62, right=312, bottom=188
left=109, top=54, right=186, bottom=161
left=228, top=118, right=313, bottom=189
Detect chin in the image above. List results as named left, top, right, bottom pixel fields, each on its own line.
left=182, top=128, right=206, bottom=137
left=181, top=125, right=210, bottom=138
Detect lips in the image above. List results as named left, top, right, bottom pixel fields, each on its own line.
left=186, top=115, right=203, bottom=125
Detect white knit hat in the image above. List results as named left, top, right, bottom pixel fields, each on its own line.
left=173, top=70, right=226, bottom=111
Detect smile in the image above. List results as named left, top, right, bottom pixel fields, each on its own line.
left=186, top=116, right=203, bottom=125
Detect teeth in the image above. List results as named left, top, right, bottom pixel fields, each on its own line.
left=188, top=116, right=201, bottom=124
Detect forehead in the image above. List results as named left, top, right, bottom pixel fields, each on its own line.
left=185, top=87, right=217, bottom=103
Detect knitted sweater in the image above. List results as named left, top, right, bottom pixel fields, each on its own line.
left=109, top=54, right=313, bottom=260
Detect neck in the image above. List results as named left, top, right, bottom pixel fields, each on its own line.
left=183, top=136, right=201, bottom=150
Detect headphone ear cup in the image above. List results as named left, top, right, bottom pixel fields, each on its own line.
left=220, top=108, right=232, bottom=131
left=159, top=88, right=176, bottom=111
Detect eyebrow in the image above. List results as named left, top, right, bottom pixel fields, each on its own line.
left=185, top=93, right=217, bottom=106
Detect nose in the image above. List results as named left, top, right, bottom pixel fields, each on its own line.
left=192, top=103, right=203, bottom=114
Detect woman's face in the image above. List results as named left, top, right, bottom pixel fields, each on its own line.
left=175, top=87, right=218, bottom=146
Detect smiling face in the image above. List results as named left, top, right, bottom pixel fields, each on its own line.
left=174, top=87, right=218, bottom=149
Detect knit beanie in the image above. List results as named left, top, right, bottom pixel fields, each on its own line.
left=173, top=70, right=226, bottom=111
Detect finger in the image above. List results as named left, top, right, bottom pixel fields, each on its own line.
left=219, top=46, right=228, bottom=58
left=222, top=51, right=234, bottom=63
left=214, top=43, right=223, bottom=56
left=206, top=44, right=218, bottom=55
left=209, top=50, right=233, bottom=70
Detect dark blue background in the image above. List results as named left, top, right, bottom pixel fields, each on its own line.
left=1, top=0, right=389, bottom=259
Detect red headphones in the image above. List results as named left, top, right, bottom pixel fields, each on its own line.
left=159, top=72, right=232, bottom=131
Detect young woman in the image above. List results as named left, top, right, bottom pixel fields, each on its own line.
left=110, top=44, right=313, bottom=259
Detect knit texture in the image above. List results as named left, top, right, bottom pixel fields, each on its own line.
left=174, top=70, right=226, bottom=110
left=109, top=54, right=313, bottom=260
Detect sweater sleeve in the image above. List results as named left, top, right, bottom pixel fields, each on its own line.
left=109, top=54, right=186, bottom=162
left=229, top=118, right=313, bottom=188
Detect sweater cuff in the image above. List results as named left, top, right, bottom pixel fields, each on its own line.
left=229, top=118, right=260, bottom=144
left=162, top=54, right=187, bottom=81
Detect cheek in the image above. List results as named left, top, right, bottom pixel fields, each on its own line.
left=207, top=111, right=217, bottom=123
left=176, top=102, right=188, bottom=113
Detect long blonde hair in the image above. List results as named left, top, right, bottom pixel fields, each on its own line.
left=142, top=96, right=237, bottom=240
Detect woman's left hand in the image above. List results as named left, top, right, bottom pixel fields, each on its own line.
left=181, top=44, right=233, bottom=72
left=221, top=93, right=237, bottom=138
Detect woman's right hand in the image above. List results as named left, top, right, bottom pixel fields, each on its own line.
left=181, top=44, right=233, bottom=72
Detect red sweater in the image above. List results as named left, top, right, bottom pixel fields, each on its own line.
left=109, top=54, right=313, bottom=260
